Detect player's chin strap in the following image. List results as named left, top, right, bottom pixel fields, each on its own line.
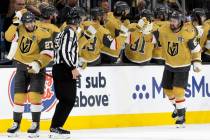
left=13, top=59, right=53, bottom=78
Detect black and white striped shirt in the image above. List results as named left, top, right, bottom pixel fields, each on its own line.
left=54, top=27, right=78, bottom=69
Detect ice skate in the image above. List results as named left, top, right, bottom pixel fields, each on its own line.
left=49, top=127, right=70, bottom=139
left=175, top=108, right=186, bottom=128
left=7, top=122, right=20, bottom=137
left=27, top=122, right=40, bottom=138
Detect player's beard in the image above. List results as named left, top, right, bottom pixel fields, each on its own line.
left=100, top=18, right=105, bottom=25
left=170, top=24, right=176, bottom=30
left=51, top=17, right=57, bottom=25
left=99, top=16, right=105, bottom=25
left=170, top=23, right=182, bottom=32
left=25, top=25, right=35, bottom=32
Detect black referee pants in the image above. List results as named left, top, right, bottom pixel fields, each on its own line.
left=50, top=64, right=77, bottom=128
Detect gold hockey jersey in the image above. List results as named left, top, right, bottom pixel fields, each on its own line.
left=128, top=23, right=139, bottom=32
left=104, top=12, right=122, bottom=38
left=60, top=21, right=99, bottom=63
left=5, top=24, right=52, bottom=68
left=123, top=19, right=130, bottom=27
left=60, top=22, right=67, bottom=31
left=158, top=22, right=201, bottom=71
left=80, top=20, right=127, bottom=60
left=36, top=21, right=60, bottom=50
left=78, top=21, right=101, bottom=63
left=36, top=21, right=60, bottom=39
left=124, top=30, right=155, bottom=63
left=152, top=20, right=169, bottom=60
left=99, top=24, right=127, bottom=58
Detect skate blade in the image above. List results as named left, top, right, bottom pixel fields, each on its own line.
left=28, top=132, right=39, bottom=138
left=49, top=133, right=70, bottom=139
left=7, top=132, right=19, bottom=137
left=176, top=123, right=185, bottom=128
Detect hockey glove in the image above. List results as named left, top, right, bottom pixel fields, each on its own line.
left=142, top=23, right=153, bottom=35
left=195, top=26, right=204, bottom=38
left=137, top=18, right=145, bottom=29
left=28, top=61, right=41, bottom=74
left=84, top=25, right=97, bottom=40
left=78, top=57, right=87, bottom=69
left=13, top=9, right=27, bottom=25
left=193, top=61, right=202, bottom=73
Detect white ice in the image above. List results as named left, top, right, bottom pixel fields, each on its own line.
left=0, top=124, right=210, bottom=140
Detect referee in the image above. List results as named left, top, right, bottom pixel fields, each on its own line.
left=49, top=8, right=81, bottom=139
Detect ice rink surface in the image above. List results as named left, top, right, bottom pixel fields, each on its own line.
left=0, top=124, right=210, bottom=140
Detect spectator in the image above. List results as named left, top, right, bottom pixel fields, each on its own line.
left=136, top=0, right=146, bottom=11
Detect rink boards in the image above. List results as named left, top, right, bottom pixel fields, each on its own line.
left=0, top=65, right=210, bottom=132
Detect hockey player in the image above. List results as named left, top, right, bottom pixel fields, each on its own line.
left=78, top=20, right=100, bottom=65
left=85, top=7, right=128, bottom=64
left=36, top=5, right=60, bottom=50
left=190, top=8, right=209, bottom=62
left=104, top=1, right=130, bottom=38
left=140, top=9, right=154, bottom=23
left=201, top=18, right=210, bottom=62
left=102, top=1, right=130, bottom=63
left=5, top=11, right=53, bottom=137
left=151, top=7, right=169, bottom=64
left=189, top=8, right=206, bottom=47
left=190, top=8, right=207, bottom=27
left=155, top=11, right=202, bottom=128
left=122, top=18, right=156, bottom=64
left=37, top=4, right=59, bottom=31
left=6, top=8, right=27, bottom=60
left=154, top=6, right=169, bottom=22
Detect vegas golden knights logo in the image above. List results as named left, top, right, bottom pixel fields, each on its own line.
left=19, top=36, right=32, bottom=53
left=167, top=42, right=178, bottom=56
